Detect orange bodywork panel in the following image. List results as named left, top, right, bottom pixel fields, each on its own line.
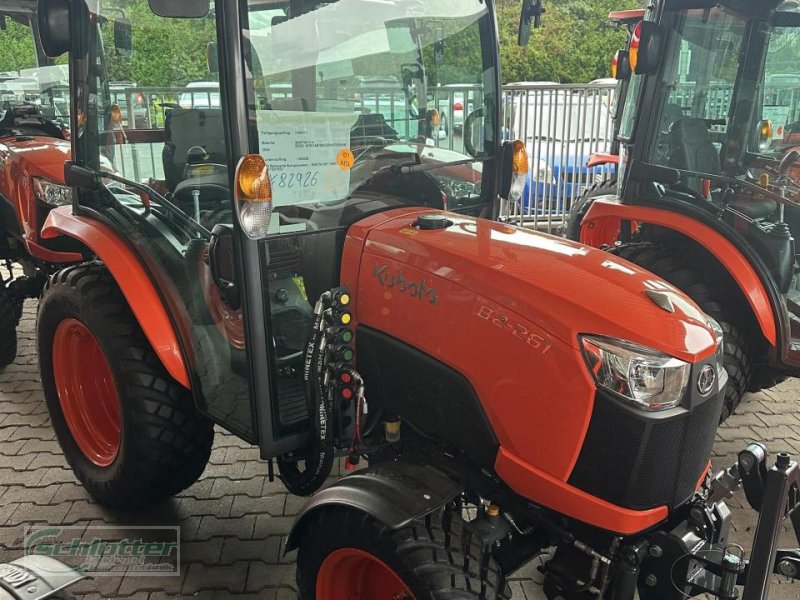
left=587, top=153, right=620, bottom=169
left=495, top=448, right=668, bottom=534
left=41, top=206, right=191, bottom=389
left=344, top=207, right=718, bottom=535
left=581, top=199, right=778, bottom=346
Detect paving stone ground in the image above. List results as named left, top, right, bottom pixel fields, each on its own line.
left=1, top=299, right=800, bottom=598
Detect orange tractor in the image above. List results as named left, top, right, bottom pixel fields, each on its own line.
left=570, top=0, right=800, bottom=421
left=23, top=0, right=800, bottom=597
left=0, top=2, right=88, bottom=368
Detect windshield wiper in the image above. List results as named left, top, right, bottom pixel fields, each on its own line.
left=65, top=162, right=211, bottom=238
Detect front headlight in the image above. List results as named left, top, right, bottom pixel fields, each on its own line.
left=33, top=178, right=72, bottom=207
left=581, top=335, right=690, bottom=411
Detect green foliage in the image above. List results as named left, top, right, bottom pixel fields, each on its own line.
left=0, top=0, right=640, bottom=86
left=497, top=0, right=642, bottom=83
left=0, top=19, right=37, bottom=72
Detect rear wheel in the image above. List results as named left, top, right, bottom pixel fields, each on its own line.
left=37, top=262, right=214, bottom=509
left=297, top=506, right=511, bottom=600
left=0, top=284, right=17, bottom=367
left=565, top=178, right=617, bottom=243
left=614, top=243, right=752, bottom=421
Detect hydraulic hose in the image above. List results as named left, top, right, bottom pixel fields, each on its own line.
left=278, top=294, right=335, bottom=496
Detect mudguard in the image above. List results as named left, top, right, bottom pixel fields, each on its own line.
left=0, top=556, right=86, bottom=600
left=40, top=206, right=191, bottom=388
left=582, top=199, right=778, bottom=346
left=285, top=461, right=463, bottom=552
left=586, top=152, right=620, bottom=169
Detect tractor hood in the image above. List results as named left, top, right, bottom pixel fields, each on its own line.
left=0, top=135, right=70, bottom=182
left=359, top=210, right=718, bottom=364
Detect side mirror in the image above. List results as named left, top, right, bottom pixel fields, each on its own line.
left=518, top=0, right=545, bottom=47
left=114, top=17, right=132, bottom=57
left=38, top=0, right=71, bottom=57
left=207, top=42, right=218, bottom=74
left=464, top=108, right=485, bottom=157
left=630, top=21, right=664, bottom=75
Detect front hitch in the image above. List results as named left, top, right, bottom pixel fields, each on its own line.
left=637, top=444, right=800, bottom=600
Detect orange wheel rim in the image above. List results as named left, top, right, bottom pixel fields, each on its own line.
left=316, top=548, right=416, bottom=600
left=52, top=318, right=122, bottom=467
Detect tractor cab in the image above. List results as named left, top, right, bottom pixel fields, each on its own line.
left=38, top=0, right=524, bottom=491
left=574, top=0, right=800, bottom=415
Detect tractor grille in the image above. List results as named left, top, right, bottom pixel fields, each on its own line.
left=567, top=377, right=722, bottom=512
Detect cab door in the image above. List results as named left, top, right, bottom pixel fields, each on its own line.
left=69, top=1, right=264, bottom=443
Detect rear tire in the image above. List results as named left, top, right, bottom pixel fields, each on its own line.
left=297, top=505, right=511, bottom=599
left=613, top=243, right=752, bottom=421
left=565, top=178, right=617, bottom=242
left=37, top=262, right=214, bottom=510
left=0, top=284, right=17, bottom=367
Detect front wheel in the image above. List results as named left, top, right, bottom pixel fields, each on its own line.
left=37, top=263, right=215, bottom=510
left=296, top=506, right=511, bottom=600
left=565, top=178, right=618, bottom=243
left=614, top=244, right=753, bottom=421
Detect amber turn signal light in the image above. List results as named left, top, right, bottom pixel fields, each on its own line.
left=236, top=154, right=272, bottom=203
left=512, top=139, right=529, bottom=175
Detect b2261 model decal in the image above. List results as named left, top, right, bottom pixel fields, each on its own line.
left=372, top=263, right=439, bottom=305
left=475, top=302, right=553, bottom=354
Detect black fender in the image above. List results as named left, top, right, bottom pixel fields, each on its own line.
left=285, top=461, right=463, bottom=552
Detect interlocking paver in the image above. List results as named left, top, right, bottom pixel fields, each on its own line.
left=1, top=299, right=800, bottom=598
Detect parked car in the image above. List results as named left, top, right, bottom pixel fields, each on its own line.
left=179, top=81, right=221, bottom=109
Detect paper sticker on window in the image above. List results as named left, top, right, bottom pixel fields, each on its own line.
left=256, top=110, right=357, bottom=206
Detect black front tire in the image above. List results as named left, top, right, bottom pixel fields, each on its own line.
left=0, top=284, right=18, bottom=367
left=37, top=262, right=214, bottom=510
left=297, top=506, right=511, bottom=599
left=565, top=178, right=618, bottom=242
left=614, top=243, right=752, bottom=421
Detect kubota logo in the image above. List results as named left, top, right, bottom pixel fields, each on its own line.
left=373, top=263, right=438, bottom=305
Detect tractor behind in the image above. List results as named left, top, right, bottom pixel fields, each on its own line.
left=0, top=3, right=85, bottom=369
left=572, top=0, right=800, bottom=421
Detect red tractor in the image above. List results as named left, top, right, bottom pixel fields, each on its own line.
left=570, top=0, right=800, bottom=421
left=28, top=0, right=800, bottom=597
left=0, top=4, right=78, bottom=368
left=565, top=8, right=644, bottom=241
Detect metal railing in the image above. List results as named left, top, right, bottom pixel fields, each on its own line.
left=498, top=82, right=618, bottom=234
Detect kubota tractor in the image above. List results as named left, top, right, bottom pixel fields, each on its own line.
left=565, top=8, right=644, bottom=241
left=0, top=2, right=88, bottom=369
left=570, top=0, right=800, bottom=421
left=33, top=0, right=800, bottom=597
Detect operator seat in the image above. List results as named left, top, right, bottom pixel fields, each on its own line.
left=163, top=108, right=227, bottom=189
left=667, top=117, right=721, bottom=191
left=668, top=117, right=777, bottom=219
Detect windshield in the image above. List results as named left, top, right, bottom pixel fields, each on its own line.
left=756, top=6, right=800, bottom=157
left=0, top=7, right=70, bottom=121
left=243, top=0, right=496, bottom=227
left=645, top=7, right=745, bottom=187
